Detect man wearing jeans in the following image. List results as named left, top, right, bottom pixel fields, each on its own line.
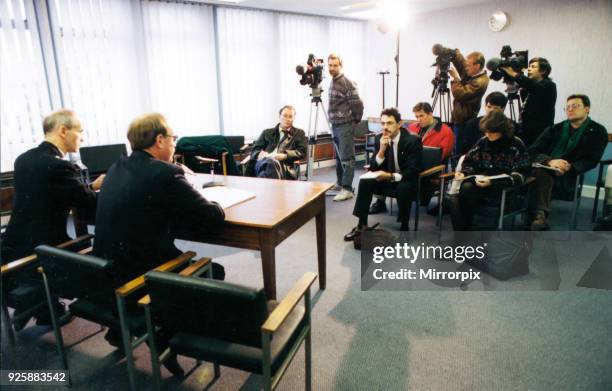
left=327, top=53, right=364, bottom=201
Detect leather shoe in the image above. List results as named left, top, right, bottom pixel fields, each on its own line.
left=163, top=354, right=184, bottom=377
left=344, top=225, right=363, bottom=241
left=530, top=212, right=550, bottom=231
left=368, top=199, right=388, bottom=214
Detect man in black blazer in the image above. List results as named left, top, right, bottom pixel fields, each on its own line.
left=93, top=113, right=225, bottom=375
left=528, top=94, right=608, bottom=230
left=248, top=105, right=307, bottom=179
left=94, top=113, right=225, bottom=285
left=345, top=108, right=422, bottom=240
left=2, top=109, right=103, bottom=326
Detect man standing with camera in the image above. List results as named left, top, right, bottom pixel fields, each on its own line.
left=502, top=57, right=557, bottom=146
left=327, top=53, right=364, bottom=201
left=448, top=49, right=489, bottom=155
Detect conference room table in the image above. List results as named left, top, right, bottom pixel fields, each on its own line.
left=77, top=175, right=333, bottom=300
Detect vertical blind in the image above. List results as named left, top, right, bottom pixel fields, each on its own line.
left=0, top=0, right=51, bottom=171
left=1, top=0, right=366, bottom=171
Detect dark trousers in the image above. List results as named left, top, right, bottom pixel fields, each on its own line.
left=449, top=181, right=494, bottom=230
left=352, top=178, right=417, bottom=226
left=529, top=168, right=556, bottom=215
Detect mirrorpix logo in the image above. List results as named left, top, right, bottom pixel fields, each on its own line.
left=360, top=230, right=612, bottom=291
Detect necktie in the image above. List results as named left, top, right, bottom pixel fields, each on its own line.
left=387, top=141, right=396, bottom=173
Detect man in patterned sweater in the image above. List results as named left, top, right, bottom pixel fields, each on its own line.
left=327, top=53, right=364, bottom=201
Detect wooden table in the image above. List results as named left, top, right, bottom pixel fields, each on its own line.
left=177, top=175, right=333, bottom=300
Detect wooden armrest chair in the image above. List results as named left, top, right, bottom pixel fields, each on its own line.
left=439, top=173, right=536, bottom=230
left=140, top=271, right=317, bottom=391
left=1, top=234, right=93, bottom=344
left=34, top=246, right=200, bottom=390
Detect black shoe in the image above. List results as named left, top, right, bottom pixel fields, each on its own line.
left=104, top=329, right=123, bottom=349
left=12, top=310, right=32, bottom=332
left=163, top=354, right=184, bottom=377
left=530, top=212, right=550, bottom=231
left=344, top=225, right=363, bottom=241
left=368, top=199, right=388, bottom=214
left=35, top=301, right=71, bottom=326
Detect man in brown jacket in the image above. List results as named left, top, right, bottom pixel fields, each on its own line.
left=449, top=49, right=489, bottom=156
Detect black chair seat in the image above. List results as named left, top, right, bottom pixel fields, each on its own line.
left=170, top=303, right=306, bottom=375
left=69, top=299, right=146, bottom=334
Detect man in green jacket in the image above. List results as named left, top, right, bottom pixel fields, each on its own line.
left=528, top=94, right=608, bottom=230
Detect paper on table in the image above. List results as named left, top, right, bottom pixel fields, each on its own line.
left=200, top=186, right=255, bottom=209
left=359, top=170, right=385, bottom=180
left=185, top=173, right=255, bottom=209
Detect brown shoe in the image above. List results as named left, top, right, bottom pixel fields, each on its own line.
left=530, top=213, right=550, bottom=231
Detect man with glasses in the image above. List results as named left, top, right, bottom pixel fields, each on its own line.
left=528, top=95, right=608, bottom=230
left=93, top=113, right=225, bottom=375
left=1, top=109, right=104, bottom=327
left=502, top=57, right=557, bottom=146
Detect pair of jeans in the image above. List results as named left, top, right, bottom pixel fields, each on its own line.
left=331, top=122, right=356, bottom=189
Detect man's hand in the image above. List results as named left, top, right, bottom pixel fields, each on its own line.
left=91, top=174, right=105, bottom=191
left=449, top=65, right=460, bottom=81
left=376, top=172, right=393, bottom=182
left=258, top=151, right=269, bottom=161
left=475, top=178, right=492, bottom=188
left=377, top=135, right=390, bottom=159
left=500, top=66, right=518, bottom=78
left=548, top=159, right=571, bottom=174
left=274, top=153, right=287, bottom=161
left=177, top=163, right=195, bottom=175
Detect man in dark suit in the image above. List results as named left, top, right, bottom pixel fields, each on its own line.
left=93, top=113, right=225, bottom=375
left=94, top=112, right=225, bottom=285
left=1, top=109, right=103, bottom=328
left=344, top=108, right=422, bottom=240
left=248, top=105, right=307, bottom=179
left=528, top=94, right=608, bottom=230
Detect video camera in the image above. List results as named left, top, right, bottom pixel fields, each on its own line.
left=430, top=44, right=456, bottom=93
left=486, top=45, right=529, bottom=82
left=296, top=54, right=325, bottom=89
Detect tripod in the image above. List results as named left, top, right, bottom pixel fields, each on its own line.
left=431, top=75, right=452, bottom=123
left=305, top=86, right=330, bottom=181
left=505, top=82, right=522, bottom=123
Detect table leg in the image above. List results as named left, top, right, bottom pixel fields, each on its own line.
left=260, top=230, right=277, bottom=300
left=315, top=199, right=326, bottom=290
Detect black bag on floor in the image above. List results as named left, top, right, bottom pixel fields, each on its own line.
left=468, top=232, right=531, bottom=280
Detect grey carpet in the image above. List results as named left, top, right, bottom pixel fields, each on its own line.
left=2, top=165, right=611, bottom=390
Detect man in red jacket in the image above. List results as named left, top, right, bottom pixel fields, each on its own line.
left=369, top=102, right=454, bottom=214
left=407, top=102, right=454, bottom=160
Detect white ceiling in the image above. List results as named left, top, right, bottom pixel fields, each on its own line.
left=201, top=0, right=490, bottom=20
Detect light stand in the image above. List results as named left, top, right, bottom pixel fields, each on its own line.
left=377, top=71, right=390, bottom=108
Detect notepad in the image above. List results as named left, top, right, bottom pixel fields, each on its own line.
left=199, top=186, right=255, bottom=209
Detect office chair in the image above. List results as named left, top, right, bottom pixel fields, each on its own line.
left=35, top=245, right=201, bottom=390
left=1, top=234, right=93, bottom=345
left=141, top=270, right=317, bottom=391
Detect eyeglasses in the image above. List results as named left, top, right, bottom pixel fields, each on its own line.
left=565, top=104, right=584, bottom=111
left=165, top=135, right=178, bottom=142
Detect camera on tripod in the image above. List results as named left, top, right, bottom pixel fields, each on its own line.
left=296, top=54, right=324, bottom=89
left=430, top=44, right=456, bottom=93
left=486, top=45, right=529, bottom=82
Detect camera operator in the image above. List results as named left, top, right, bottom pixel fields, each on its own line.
left=501, top=57, right=557, bottom=146
left=448, top=50, right=489, bottom=155
left=327, top=53, right=364, bottom=202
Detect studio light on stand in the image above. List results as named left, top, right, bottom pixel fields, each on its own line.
left=377, top=1, right=408, bottom=108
